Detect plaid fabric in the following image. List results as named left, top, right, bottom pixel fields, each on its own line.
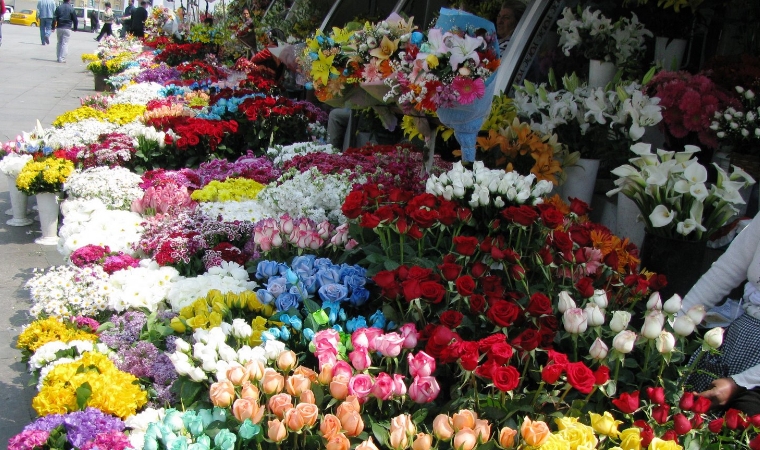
left=687, top=313, right=760, bottom=392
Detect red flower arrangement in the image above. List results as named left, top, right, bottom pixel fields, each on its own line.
left=645, top=70, right=738, bottom=150
left=149, top=116, right=238, bottom=154
left=176, top=60, right=228, bottom=83
left=154, top=42, right=210, bottom=66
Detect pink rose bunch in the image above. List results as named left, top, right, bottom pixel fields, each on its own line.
left=131, top=182, right=197, bottom=216
left=312, top=326, right=440, bottom=404
left=249, top=215, right=358, bottom=256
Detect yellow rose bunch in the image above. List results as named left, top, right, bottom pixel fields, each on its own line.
left=15, top=156, right=75, bottom=195
left=554, top=416, right=599, bottom=448
left=52, top=106, right=106, bottom=127
left=16, top=317, right=97, bottom=354
left=170, top=290, right=274, bottom=344
left=32, top=351, right=147, bottom=418
left=190, top=178, right=266, bottom=203
left=105, top=103, right=146, bottom=125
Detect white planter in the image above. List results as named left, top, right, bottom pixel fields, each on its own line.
left=588, top=60, right=616, bottom=88
left=35, top=192, right=60, bottom=245
left=559, top=158, right=600, bottom=207
left=654, top=37, right=687, bottom=70
left=6, top=174, right=33, bottom=226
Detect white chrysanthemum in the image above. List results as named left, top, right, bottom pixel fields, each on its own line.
left=26, top=265, right=111, bottom=318
left=64, top=166, right=144, bottom=210
left=109, top=82, right=164, bottom=105
left=44, top=119, right=118, bottom=149
left=58, top=208, right=144, bottom=259
left=0, top=153, right=33, bottom=177
left=199, top=200, right=264, bottom=223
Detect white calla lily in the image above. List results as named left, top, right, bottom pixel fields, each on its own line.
left=649, top=205, right=675, bottom=227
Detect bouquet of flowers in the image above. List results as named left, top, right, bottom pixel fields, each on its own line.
left=557, top=6, right=652, bottom=71
left=390, top=14, right=500, bottom=113
left=0, top=152, right=33, bottom=177
left=345, top=14, right=416, bottom=91
left=301, top=25, right=362, bottom=105
left=645, top=70, right=737, bottom=150
left=15, top=155, right=75, bottom=195
left=608, top=143, right=755, bottom=241
left=711, top=86, right=760, bottom=155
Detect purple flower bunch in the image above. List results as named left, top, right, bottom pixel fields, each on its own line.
left=134, top=63, right=181, bottom=85
left=194, top=150, right=281, bottom=186
left=115, top=340, right=178, bottom=407
left=99, top=311, right=149, bottom=349
left=70, top=244, right=140, bottom=274
left=12, top=408, right=125, bottom=449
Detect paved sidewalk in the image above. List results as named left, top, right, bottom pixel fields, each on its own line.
left=0, top=24, right=97, bottom=446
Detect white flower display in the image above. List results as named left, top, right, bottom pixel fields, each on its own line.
left=198, top=200, right=265, bottom=223
left=109, top=81, right=165, bottom=105
left=44, top=119, right=118, bottom=149
left=711, top=86, right=760, bottom=151
left=266, top=141, right=338, bottom=167
left=608, top=143, right=756, bottom=240
left=107, top=260, right=182, bottom=312
left=426, top=161, right=553, bottom=208
left=513, top=75, right=662, bottom=158
left=58, top=205, right=145, bottom=258
left=167, top=261, right=257, bottom=311
left=25, top=265, right=111, bottom=318
left=29, top=339, right=112, bottom=373
left=118, top=121, right=169, bottom=149
left=0, top=153, right=33, bottom=177
left=256, top=168, right=361, bottom=224
left=64, top=166, right=144, bottom=210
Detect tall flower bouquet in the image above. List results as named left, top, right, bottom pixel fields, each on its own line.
left=301, top=25, right=362, bottom=105
left=389, top=11, right=500, bottom=113
left=557, top=7, right=652, bottom=74
left=608, top=143, right=755, bottom=241
left=513, top=73, right=662, bottom=164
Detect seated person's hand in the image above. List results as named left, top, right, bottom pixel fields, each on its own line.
left=699, top=377, right=741, bottom=409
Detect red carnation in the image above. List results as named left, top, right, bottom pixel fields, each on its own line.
left=341, top=191, right=365, bottom=219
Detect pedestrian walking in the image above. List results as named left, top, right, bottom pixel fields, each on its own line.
left=37, top=0, right=56, bottom=45
left=0, top=0, right=4, bottom=47
left=89, top=8, right=99, bottom=33
left=51, top=0, right=78, bottom=63
left=95, top=2, right=114, bottom=41
left=129, top=0, right=148, bottom=38
left=120, top=0, right=134, bottom=37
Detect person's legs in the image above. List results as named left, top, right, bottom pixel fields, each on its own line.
left=56, top=28, right=71, bottom=62
left=41, top=18, right=52, bottom=44
left=327, top=108, right=351, bottom=149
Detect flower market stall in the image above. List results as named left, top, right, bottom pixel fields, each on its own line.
left=4, top=1, right=760, bottom=449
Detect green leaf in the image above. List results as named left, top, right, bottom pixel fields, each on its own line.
left=303, top=298, right=321, bottom=314
left=76, top=381, right=92, bottom=410
left=411, top=409, right=428, bottom=424
left=383, top=259, right=400, bottom=271
left=371, top=422, right=390, bottom=449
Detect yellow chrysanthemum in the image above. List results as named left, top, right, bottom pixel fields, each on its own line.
left=16, top=157, right=75, bottom=195
left=53, top=106, right=107, bottom=127
left=105, top=103, right=146, bottom=125
left=33, top=351, right=147, bottom=418
left=16, top=317, right=98, bottom=354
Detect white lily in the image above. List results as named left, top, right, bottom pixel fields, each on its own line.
left=446, top=33, right=483, bottom=71
left=649, top=205, right=675, bottom=227
left=683, top=161, right=708, bottom=184
left=689, top=183, right=709, bottom=202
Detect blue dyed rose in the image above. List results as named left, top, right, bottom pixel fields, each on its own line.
left=349, top=286, right=370, bottom=307
left=266, top=277, right=288, bottom=297
left=291, top=255, right=316, bottom=276
left=319, top=283, right=348, bottom=303
left=346, top=316, right=368, bottom=332
left=214, top=429, right=237, bottom=450
left=315, top=268, right=341, bottom=288
left=255, top=261, right=282, bottom=280
left=256, top=289, right=275, bottom=305
left=275, top=292, right=300, bottom=311
left=343, top=274, right=366, bottom=291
